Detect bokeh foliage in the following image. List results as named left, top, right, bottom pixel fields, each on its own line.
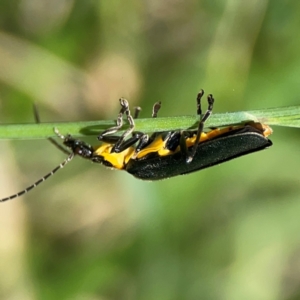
left=0, top=1, right=300, bottom=299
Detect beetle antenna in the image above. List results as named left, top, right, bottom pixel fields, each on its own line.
left=0, top=153, right=74, bottom=202
left=33, top=104, right=71, bottom=155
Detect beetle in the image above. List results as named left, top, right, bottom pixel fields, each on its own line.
left=56, top=90, right=272, bottom=180
left=0, top=90, right=272, bottom=201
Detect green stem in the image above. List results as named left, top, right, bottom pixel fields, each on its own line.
left=0, top=105, right=300, bottom=140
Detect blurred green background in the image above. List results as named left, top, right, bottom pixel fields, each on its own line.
left=1, top=1, right=300, bottom=299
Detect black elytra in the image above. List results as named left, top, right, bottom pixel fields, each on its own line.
left=125, top=125, right=272, bottom=180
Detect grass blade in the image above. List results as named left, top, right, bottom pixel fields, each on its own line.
left=0, top=105, right=299, bottom=140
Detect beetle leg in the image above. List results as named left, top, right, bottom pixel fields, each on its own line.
left=134, top=106, right=142, bottom=118
left=135, top=133, right=150, bottom=152
left=196, top=89, right=205, bottom=115
left=110, top=99, right=136, bottom=152
left=97, top=98, right=136, bottom=152
left=113, top=132, right=145, bottom=152
left=152, top=101, right=162, bottom=118
left=186, top=92, right=214, bottom=163
left=98, top=98, right=141, bottom=153
left=98, top=98, right=131, bottom=140
left=134, top=101, right=162, bottom=152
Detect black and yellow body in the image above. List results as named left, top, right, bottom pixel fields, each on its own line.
left=58, top=90, right=272, bottom=180
left=125, top=123, right=272, bottom=180
left=59, top=91, right=273, bottom=181
left=83, top=122, right=272, bottom=180
left=0, top=90, right=273, bottom=202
